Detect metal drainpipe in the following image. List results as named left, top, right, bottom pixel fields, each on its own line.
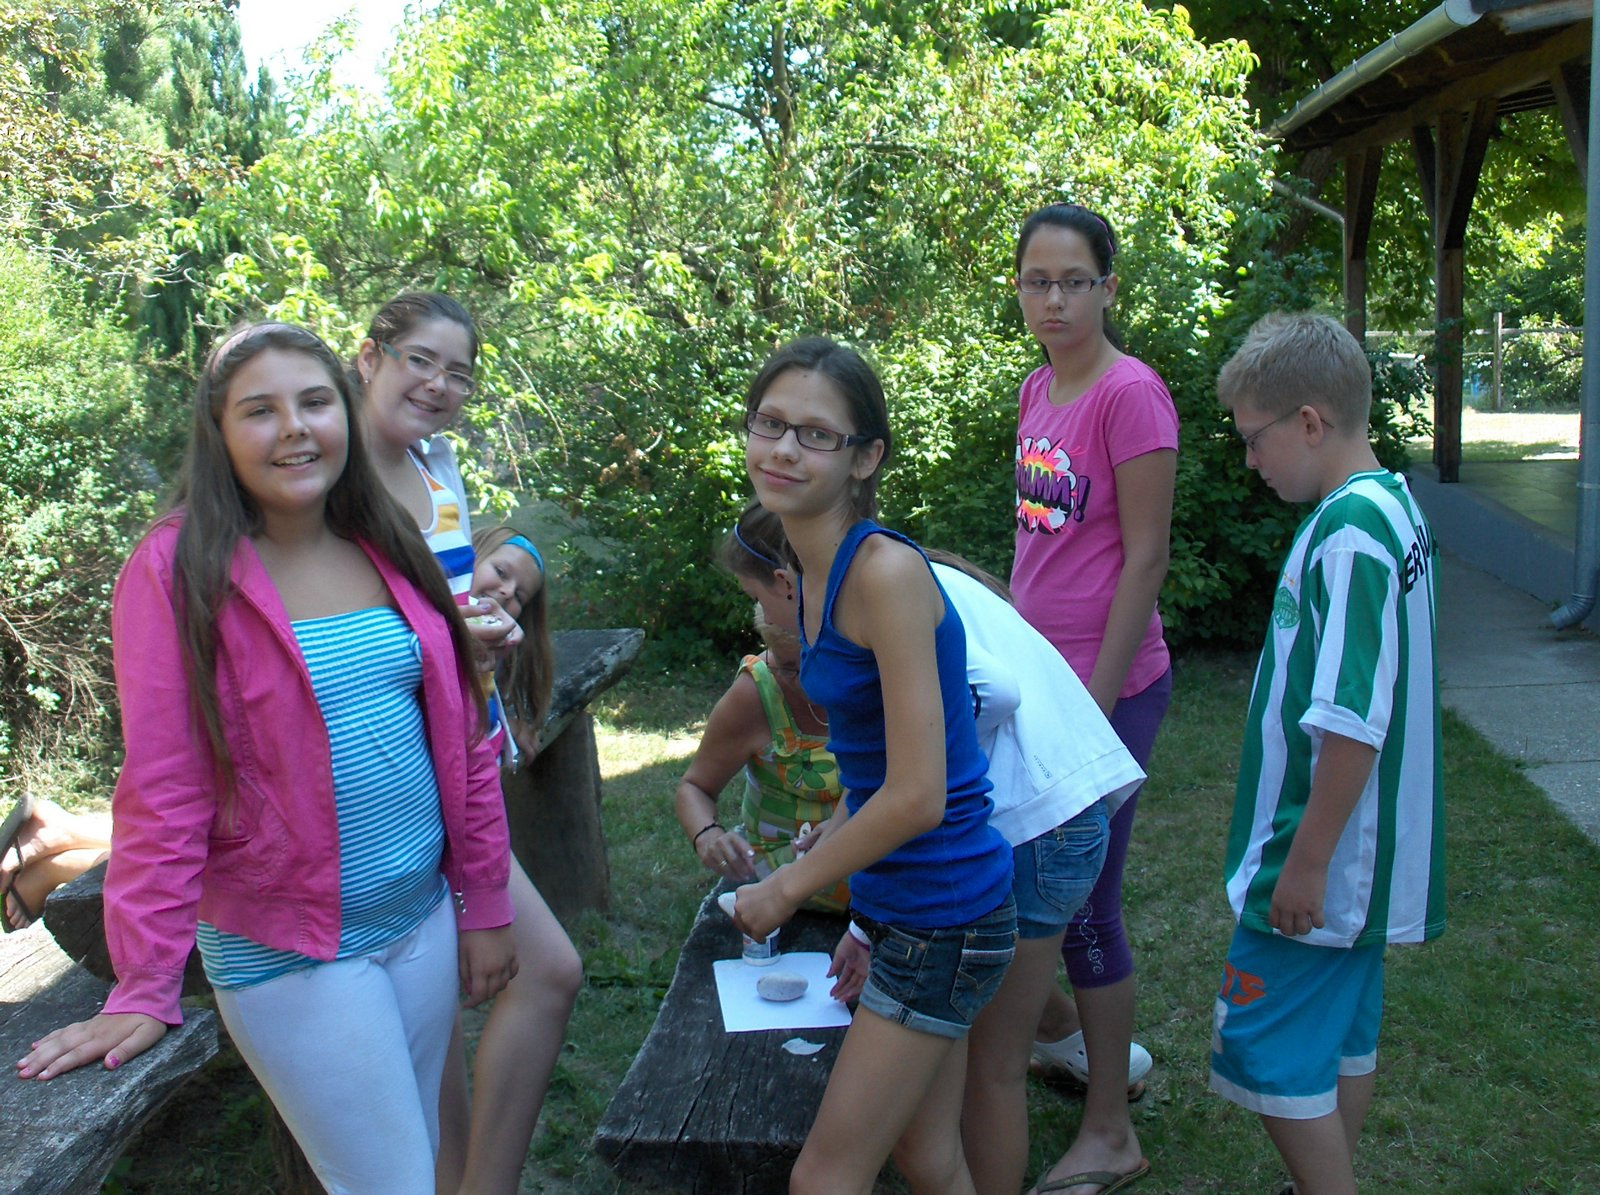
left=1264, top=0, right=1481, bottom=141
left=1551, top=0, right=1600, bottom=629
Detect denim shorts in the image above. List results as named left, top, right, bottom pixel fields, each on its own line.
left=855, top=896, right=1017, bottom=1039
left=1013, top=800, right=1110, bottom=939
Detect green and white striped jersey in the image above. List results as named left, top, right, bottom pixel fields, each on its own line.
left=1225, top=470, right=1446, bottom=948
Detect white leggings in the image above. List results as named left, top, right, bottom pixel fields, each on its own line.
left=212, top=895, right=459, bottom=1195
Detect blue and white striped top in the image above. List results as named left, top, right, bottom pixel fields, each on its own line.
left=197, top=606, right=448, bottom=989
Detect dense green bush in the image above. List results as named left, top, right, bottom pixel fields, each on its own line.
left=0, top=244, right=168, bottom=783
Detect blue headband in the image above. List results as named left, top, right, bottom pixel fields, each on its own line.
left=506, top=535, right=545, bottom=574
left=733, top=524, right=783, bottom=571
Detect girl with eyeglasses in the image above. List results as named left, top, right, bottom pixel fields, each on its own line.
left=730, top=335, right=1016, bottom=1195
left=355, top=293, right=581, bottom=1195
left=1010, top=204, right=1178, bottom=1194
left=699, top=496, right=1146, bottom=1195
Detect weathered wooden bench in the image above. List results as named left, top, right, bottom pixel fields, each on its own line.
left=594, top=892, right=853, bottom=1193
left=0, top=920, right=217, bottom=1195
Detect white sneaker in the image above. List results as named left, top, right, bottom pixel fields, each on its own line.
left=1030, top=1030, right=1152, bottom=1094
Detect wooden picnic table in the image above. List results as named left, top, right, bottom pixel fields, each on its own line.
left=594, top=892, right=854, bottom=1194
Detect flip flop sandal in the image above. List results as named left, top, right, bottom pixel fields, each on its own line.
left=1, top=792, right=38, bottom=876
left=1033, top=1159, right=1151, bottom=1194
left=3, top=876, right=39, bottom=933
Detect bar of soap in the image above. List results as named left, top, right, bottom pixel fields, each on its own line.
left=756, top=971, right=807, bottom=1002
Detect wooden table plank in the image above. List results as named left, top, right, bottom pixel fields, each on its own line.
left=594, top=894, right=852, bottom=1194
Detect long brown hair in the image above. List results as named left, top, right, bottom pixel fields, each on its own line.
left=166, top=322, right=486, bottom=813
left=471, top=524, right=554, bottom=732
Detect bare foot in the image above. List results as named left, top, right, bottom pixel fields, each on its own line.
left=0, top=800, right=112, bottom=887
left=1029, top=1126, right=1148, bottom=1195
left=5, top=848, right=110, bottom=930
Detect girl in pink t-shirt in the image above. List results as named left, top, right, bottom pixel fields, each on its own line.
left=1010, top=203, right=1178, bottom=1195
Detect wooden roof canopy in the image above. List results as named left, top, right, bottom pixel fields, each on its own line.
left=1266, top=0, right=1593, bottom=482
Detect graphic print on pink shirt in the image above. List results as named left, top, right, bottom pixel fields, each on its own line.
left=1016, top=434, right=1091, bottom=533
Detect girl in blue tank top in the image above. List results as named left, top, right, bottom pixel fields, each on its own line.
left=728, top=336, right=1016, bottom=1195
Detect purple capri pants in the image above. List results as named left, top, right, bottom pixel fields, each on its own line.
left=1060, top=666, right=1171, bottom=988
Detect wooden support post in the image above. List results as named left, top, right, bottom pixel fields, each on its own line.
left=1428, top=98, right=1497, bottom=483
left=1551, top=60, right=1589, bottom=175
left=1492, top=310, right=1505, bottom=411
left=1344, top=145, right=1382, bottom=343
left=503, top=710, right=611, bottom=926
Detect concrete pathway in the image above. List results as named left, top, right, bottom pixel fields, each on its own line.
left=1438, top=552, right=1600, bottom=846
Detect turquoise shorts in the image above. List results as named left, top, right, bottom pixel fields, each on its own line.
left=1209, top=924, right=1385, bottom=1119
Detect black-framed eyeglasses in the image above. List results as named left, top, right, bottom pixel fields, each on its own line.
left=380, top=342, right=477, bottom=399
left=744, top=411, right=875, bottom=453
left=1016, top=275, right=1110, bottom=297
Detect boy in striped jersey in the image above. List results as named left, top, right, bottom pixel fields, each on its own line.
left=1209, top=314, right=1445, bottom=1195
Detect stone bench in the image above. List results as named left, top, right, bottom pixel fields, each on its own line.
left=0, top=920, right=217, bottom=1195
left=593, top=892, right=852, bottom=1193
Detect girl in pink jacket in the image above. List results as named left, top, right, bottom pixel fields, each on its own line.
left=17, top=323, right=516, bottom=1195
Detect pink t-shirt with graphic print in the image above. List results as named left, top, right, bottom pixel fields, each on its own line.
left=1011, top=356, right=1179, bottom=699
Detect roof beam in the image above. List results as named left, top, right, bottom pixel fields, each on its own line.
left=1318, top=21, right=1591, bottom=159
left=1550, top=59, right=1589, bottom=173
left=1441, top=97, right=1499, bottom=249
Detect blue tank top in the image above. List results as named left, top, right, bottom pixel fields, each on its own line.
left=799, top=520, right=1012, bottom=928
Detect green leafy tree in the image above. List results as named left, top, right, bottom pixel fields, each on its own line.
left=0, top=243, right=160, bottom=781
left=192, top=0, right=1284, bottom=654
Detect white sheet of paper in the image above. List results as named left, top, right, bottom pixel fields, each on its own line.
left=713, top=952, right=854, bottom=1033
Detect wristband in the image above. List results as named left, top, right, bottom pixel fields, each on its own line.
left=693, top=822, right=723, bottom=845
left=847, top=920, right=872, bottom=948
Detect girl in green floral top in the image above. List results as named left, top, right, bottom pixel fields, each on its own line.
left=674, top=503, right=850, bottom=912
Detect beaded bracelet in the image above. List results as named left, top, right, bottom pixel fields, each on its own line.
left=693, top=822, right=723, bottom=845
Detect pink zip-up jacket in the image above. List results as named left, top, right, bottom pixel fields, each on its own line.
left=102, top=517, right=514, bottom=1025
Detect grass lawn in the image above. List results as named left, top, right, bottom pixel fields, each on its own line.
left=109, top=650, right=1600, bottom=1193
left=1415, top=407, right=1581, bottom=464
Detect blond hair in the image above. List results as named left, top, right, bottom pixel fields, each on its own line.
left=1217, top=312, right=1372, bottom=430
